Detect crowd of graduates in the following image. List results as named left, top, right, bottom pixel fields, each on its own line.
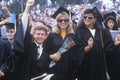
left=0, top=0, right=120, bottom=80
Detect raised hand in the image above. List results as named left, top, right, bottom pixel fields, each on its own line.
left=114, top=34, right=120, bottom=46
left=25, top=0, right=35, bottom=13
left=26, top=0, right=35, bottom=8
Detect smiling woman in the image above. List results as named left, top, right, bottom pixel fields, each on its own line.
left=52, top=7, right=74, bottom=36
left=44, top=6, right=77, bottom=80
left=83, top=10, right=96, bottom=29
left=75, top=7, right=114, bottom=80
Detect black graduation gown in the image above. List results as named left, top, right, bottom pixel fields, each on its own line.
left=45, top=32, right=77, bottom=80
left=3, top=40, right=16, bottom=80
left=13, top=20, right=32, bottom=80
left=0, top=39, right=13, bottom=80
left=24, top=41, right=50, bottom=80
left=109, top=44, right=120, bottom=80
left=14, top=20, right=50, bottom=80
left=75, top=27, right=114, bottom=80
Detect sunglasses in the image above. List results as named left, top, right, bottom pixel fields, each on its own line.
left=83, top=16, right=94, bottom=19
left=57, top=19, right=69, bottom=22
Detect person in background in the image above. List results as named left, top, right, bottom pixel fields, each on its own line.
left=104, top=11, right=120, bottom=80
left=104, top=12, right=118, bottom=31
left=0, top=15, right=9, bottom=39
left=75, top=7, right=114, bottom=80
left=4, top=23, right=16, bottom=80
left=5, top=23, right=15, bottom=48
left=0, top=15, right=5, bottom=22
left=0, top=31, right=14, bottom=80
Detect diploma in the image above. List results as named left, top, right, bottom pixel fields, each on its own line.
left=110, top=30, right=120, bottom=41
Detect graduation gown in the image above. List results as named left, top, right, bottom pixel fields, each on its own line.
left=109, top=44, right=120, bottom=80
left=14, top=20, right=50, bottom=80
left=0, top=39, right=13, bottom=80
left=75, top=26, right=114, bottom=80
left=3, top=40, right=16, bottom=80
left=13, top=20, right=32, bottom=80
left=45, top=32, right=78, bottom=80
left=24, top=41, right=50, bottom=80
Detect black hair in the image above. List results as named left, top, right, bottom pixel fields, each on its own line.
left=84, top=9, right=97, bottom=18
left=104, top=16, right=118, bottom=30
left=78, top=8, right=103, bottom=30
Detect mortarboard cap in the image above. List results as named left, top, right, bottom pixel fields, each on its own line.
left=92, top=7, right=104, bottom=23
left=104, top=11, right=116, bottom=19
left=51, top=7, right=73, bottom=19
left=4, top=23, right=15, bottom=30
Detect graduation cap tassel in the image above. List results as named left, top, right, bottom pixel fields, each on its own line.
left=69, top=11, right=71, bottom=21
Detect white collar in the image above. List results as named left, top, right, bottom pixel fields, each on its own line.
left=88, top=28, right=96, bottom=37
left=34, top=40, right=43, bottom=48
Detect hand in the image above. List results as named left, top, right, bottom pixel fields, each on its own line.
left=26, top=0, right=35, bottom=8
left=88, top=37, right=94, bottom=48
left=3, top=5, right=8, bottom=11
left=84, top=37, right=94, bottom=53
left=50, top=53, right=61, bottom=61
left=116, top=34, right=120, bottom=41
left=0, top=71, right=5, bottom=77
left=114, top=34, right=120, bottom=46
left=24, top=0, right=35, bottom=13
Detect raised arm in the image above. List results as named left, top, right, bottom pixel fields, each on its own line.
left=21, top=0, right=35, bottom=37
left=3, top=5, right=11, bottom=16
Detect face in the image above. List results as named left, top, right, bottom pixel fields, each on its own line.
left=57, top=16, right=69, bottom=30
left=83, top=13, right=96, bottom=28
left=6, top=29, right=15, bottom=40
left=107, top=19, right=115, bottom=30
left=33, top=29, right=47, bottom=44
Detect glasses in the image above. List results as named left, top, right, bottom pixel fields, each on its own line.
left=83, top=16, right=94, bottom=20
left=57, top=19, right=69, bottom=22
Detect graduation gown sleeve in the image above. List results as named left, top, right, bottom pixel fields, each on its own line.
left=13, top=20, right=24, bottom=54
left=0, top=39, right=12, bottom=73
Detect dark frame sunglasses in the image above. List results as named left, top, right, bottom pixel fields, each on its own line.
left=57, top=19, right=69, bottom=22
left=83, top=16, right=94, bottom=20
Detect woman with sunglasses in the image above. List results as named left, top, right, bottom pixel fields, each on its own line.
left=75, top=7, right=114, bottom=80
left=44, top=7, right=78, bottom=80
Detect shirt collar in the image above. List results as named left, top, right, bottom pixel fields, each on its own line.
left=34, top=40, right=43, bottom=48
